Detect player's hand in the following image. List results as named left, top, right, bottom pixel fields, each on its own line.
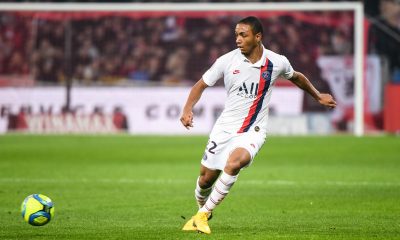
left=318, top=93, right=337, bottom=109
left=180, top=111, right=194, bottom=130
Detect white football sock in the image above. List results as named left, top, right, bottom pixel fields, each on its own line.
left=199, top=171, right=238, bottom=213
left=194, top=177, right=212, bottom=209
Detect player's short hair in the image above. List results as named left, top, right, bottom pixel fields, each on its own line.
left=237, top=16, right=263, bottom=36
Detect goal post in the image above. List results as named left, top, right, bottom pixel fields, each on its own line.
left=0, top=2, right=365, bottom=136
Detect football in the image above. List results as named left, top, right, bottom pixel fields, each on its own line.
left=21, top=194, right=55, bottom=226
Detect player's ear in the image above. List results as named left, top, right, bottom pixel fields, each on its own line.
left=255, top=32, right=262, bottom=43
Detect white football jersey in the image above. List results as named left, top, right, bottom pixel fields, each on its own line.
left=202, top=46, right=294, bottom=134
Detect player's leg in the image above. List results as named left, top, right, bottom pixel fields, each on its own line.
left=199, top=148, right=250, bottom=212
left=195, top=165, right=221, bottom=208
left=193, top=148, right=250, bottom=234
left=182, top=165, right=220, bottom=232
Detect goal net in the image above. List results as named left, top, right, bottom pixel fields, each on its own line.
left=0, top=3, right=370, bottom=135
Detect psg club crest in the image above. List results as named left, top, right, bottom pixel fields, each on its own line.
left=262, top=71, right=270, bottom=81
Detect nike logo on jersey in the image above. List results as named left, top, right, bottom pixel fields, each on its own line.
left=233, top=70, right=240, bottom=74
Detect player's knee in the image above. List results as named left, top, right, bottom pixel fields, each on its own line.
left=225, top=158, right=249, bottom=172
left=198, top=175, right=215, bottom=189
left=232, top=149, right=251, bottom=166
left=225, top=161, right=241, bottom=173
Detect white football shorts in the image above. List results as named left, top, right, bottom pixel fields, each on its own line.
left=200, top=128, right=266, bottom=171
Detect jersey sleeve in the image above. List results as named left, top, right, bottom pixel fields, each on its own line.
left=202, top=57, right=224, bottom=86
left=280, top=55, right=294, bottom=79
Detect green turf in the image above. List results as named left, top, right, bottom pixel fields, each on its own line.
left=0, top=135, right=399, bottom=239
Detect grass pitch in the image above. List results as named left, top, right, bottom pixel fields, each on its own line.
left=0, top=135, right=399, bottom=239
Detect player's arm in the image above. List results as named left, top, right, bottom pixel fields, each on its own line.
left=180, top=79, right=209, bottom=129
left=289, top=71, right=337, bottom=108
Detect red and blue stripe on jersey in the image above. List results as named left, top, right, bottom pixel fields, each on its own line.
left=237, top=58, right=273, bottom=133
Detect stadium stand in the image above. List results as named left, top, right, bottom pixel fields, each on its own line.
left=2, top=0, right=398, bottom=85
left=1, top=11, right=356, bottom=86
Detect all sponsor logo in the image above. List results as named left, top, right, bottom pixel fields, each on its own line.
left=237, top=82, right=258, bottom=99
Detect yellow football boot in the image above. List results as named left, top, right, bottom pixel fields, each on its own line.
left=182, top=212, right=213, bottom=232
left=182, top=217, right=197, bottom=231
left=192, top=212, right=211, bottom=234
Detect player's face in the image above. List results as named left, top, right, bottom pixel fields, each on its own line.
left=235, top=23, right=261, bottom=56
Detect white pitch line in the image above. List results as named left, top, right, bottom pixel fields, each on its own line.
left=0, top=178, right=399, bottom=187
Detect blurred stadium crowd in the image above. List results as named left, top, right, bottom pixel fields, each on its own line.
left=0, top=13, right=353, bottom=85
left=0, top=0, right=399, bottom=86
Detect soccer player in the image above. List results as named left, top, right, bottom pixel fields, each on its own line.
left=180, top=16, right=337, bottom=234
